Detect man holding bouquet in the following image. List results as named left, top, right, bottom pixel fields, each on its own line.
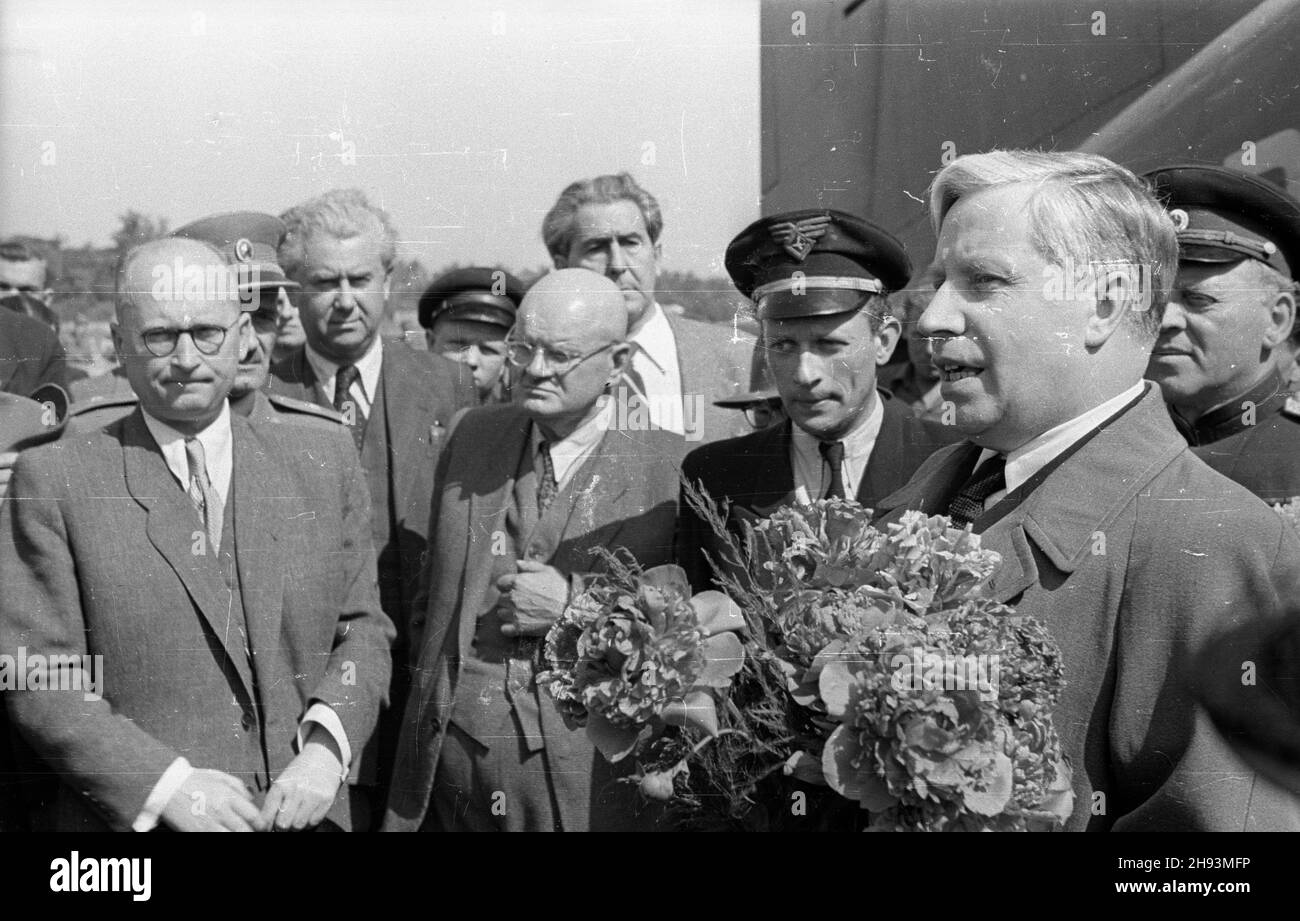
left=874, top=149, right=1300, bottom=831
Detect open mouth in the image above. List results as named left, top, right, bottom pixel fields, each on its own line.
left=935, top=359, right=983, bottom=383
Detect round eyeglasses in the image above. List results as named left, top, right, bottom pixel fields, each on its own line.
left=504, top=339, right=615, bottom=376
left=138, top=317, right=241, bottom=358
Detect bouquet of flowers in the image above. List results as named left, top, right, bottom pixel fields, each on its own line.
left=537, top=489, right=1076, bottom=831
left=535, top=555, right=749, bottom=801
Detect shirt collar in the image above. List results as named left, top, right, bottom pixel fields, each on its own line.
left=530, top=400, right=614, bottom=489
left=995, top=381, right=1146, bottom=495
left=789, top=390, right=885, bottom=460
left=141, top=400, right=234, bottom=504
left=628, top=302, right=671, bottom=374
left=305, top=336, right=383, bottom=402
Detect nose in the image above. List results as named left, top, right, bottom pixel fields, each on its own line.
left=791, top=349, right=823, bottom=389
left=334, top=279, right=357, bottom=311
left=462, top=345, right=481, bottom=370
left=524, top=348, right=552, bottom=379
left=606, top=240, right=628, bottom=278
left=1157, top=298, right=1185, bottom=334
left=170, top=331, right=204, bottom=370
left=917, top=282, right=963, bottom=339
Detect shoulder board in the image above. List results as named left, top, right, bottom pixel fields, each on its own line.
left=69, top=393, right=139, bottom=416
left=1282, top=393, right=1300, bottom=421
left=266, top=392, right=346, bottom=423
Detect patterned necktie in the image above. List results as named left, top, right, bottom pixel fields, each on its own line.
left=185, top=437, right=222, bottom=553
left=947, top=453, right=1007, bottom=527
left=818, top=440, right=847, bottom=500
left=333, top=364, right=365, bottom=449
left=536, top=439, right=559, bottom=516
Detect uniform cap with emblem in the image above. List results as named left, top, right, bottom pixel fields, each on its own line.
left=418, top=266, right=525, bottom=331
left=1143, top=165, right=1300, bottom=280
left=169, top=211, right=300, bottom=303
left=725, top=209, right=911, bottom=320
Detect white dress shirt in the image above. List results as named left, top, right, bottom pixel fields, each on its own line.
left=305, top=336, right=383, bottom=417
left=977, top=381, right=1146, bottom=511
left=625, top=303, right=685, bottom=435
left=532, top=400, right=614, bottom=491
left=133, top=402, right=351, bottom=831
left=790, top=393, right=886, bottom=504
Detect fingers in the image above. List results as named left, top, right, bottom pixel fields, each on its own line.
left=495, top=573, right=516, bottom=592
left=211, top=770, right=254, bottom=799
left=257, top=782, right=284, bottom=830
left=515, top=559, right=547, bottom=573
left=221, top=794, right=261, bottom=832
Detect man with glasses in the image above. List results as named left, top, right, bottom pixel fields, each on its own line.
left=0, top=234, right=393, bottom=831
left=384, top=269, right=681, bottom=832
left=677, top=209, right=959, bottom=592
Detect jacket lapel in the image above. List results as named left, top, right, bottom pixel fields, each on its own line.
left=121, top=409, right=256, bottom=700
left=229, top=416, right=291, bottom=688
left=743, top=421, right=796, bottom=517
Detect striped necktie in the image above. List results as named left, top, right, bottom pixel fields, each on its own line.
left=537, top=440, right=559, bottom=515
left=185, top=437, right=222, bottom=553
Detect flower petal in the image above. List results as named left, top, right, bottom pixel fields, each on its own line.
left=821, top=725, right=895, bottom=810
left=962, top=751, right=1014, bottom=816
left=585, top=711, right=642, bottom=762
left=662, top=690, right=719, bottom=736
left=696, top=632, right=745, bottom=686
left=639, top=564, right=691, bottom=596
left=690, top=590, right=746, bottom=635
left=818, top=657, right=856, bottom=719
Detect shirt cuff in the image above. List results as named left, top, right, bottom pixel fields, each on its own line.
left=133, top=757, right=193, bottom=832
left=298, top=703, right=351, bottom=779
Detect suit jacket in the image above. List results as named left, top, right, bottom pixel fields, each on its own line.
left=383, top=404, right=682, bottom=831
left=0, top=408, right=393, bottom=831
left=677, top=394, right=960, bottom=591
left=873, top=384, right=1300, bottom=831
left=0, top=308, right=68, bottom=397
left=664, top=313, right=756, bottom=447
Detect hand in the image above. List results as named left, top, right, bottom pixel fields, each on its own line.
left=497, top=560, right=569, bottom=638
left=0, top=452, right=18, bottom=500
left=161, top=769, right=261, bottom=832
left=258, top=731, right=344, bottom=832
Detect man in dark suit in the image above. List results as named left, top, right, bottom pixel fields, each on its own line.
left=268, top=189, right=475, bottom=818
left=543, top=172, right=754, bottom=448
left=384, top=270, right=682, bottom=832
left=1, top=307, right=68, bottom=397
left=872, top=149, right=1300, bottom=831
left=0, top=236, right=393, bottom=831
left=677, top=210, right=959, bottom=592
left=1143, top=165, right=1300, bottom=502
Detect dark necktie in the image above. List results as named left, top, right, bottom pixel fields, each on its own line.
left=184, top=437, right=222, bottom=554
left=818, top=440, right=846, bottom=500
left=333, top=364, right=365, bottom=448
left=947, top=453, right=1007, bottom=527
left=537, top=440, right=559, bottom=516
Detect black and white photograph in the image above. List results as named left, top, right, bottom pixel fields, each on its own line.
left=0, top=0, right=1298, bottom=900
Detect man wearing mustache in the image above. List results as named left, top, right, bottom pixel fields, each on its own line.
left=676, top=209, right=958, bottom=593
left=1142, top=165, right=1300, bottom=503
left=873, top=149, right=1300, bottom=831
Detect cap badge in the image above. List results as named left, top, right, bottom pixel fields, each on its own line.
left=1169, top=208, right=1190, bottom=232
left=234, top=238, right=255, bottom=263
left=770, top=215, right=831, bottom=262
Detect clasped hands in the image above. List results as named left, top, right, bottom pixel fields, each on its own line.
left=161, top=727, right=344, bottom=832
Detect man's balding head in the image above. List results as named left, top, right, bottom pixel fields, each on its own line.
left=111, top=237, right=250, bottom=434
left=512, top=269, right=630, bottom=438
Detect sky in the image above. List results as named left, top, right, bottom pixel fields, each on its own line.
left=0, top=0, right=760, bottom=276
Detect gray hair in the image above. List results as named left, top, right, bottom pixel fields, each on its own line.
left=542, top=172, right=663, bottom=260
left=278, top=188, right=398, bottom=279
left=929, top=150, right=1177, bottom=337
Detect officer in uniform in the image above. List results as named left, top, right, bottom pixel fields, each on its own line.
left=417, top=266, right=524, bottom=405
left=677, top=209, right=961, bottom=592
left=67, top=212, right=346, bottom=433
left=1144, top=165, right=1300, bottom=502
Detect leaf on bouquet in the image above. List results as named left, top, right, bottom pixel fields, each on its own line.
left=585, top=710, right=642, bottom=762
left=640, top=563, right=692, bottom=595
left=696, top=632, right=745, bottom=687
left=662, top=689, right=720, bottom=736
left=691, top=590, right=746, bottom=636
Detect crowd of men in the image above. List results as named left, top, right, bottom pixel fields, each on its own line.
left=1, top=153, right=1299, bottom=833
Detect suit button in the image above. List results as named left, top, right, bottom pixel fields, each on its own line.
left=240, top=712, right=253, bottom=731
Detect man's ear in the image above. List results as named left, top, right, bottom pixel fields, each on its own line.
left=39, top=287, right=54, bottom=307
left=1084, top=268, right=1139, bottom=348
left=873, top=314, right=902, bottom=366
left=552, top=253, right=569, bottom=269
left=234, top=312, right=253, bottom=356
left=1262, top=287, right=1297, bottom=350
left=382, top=270, right=392, bottom=301
left=109, top=321, right=124, bottom=358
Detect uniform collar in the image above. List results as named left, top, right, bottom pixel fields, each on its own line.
left=1172, top=368, right=1286, bottom=446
